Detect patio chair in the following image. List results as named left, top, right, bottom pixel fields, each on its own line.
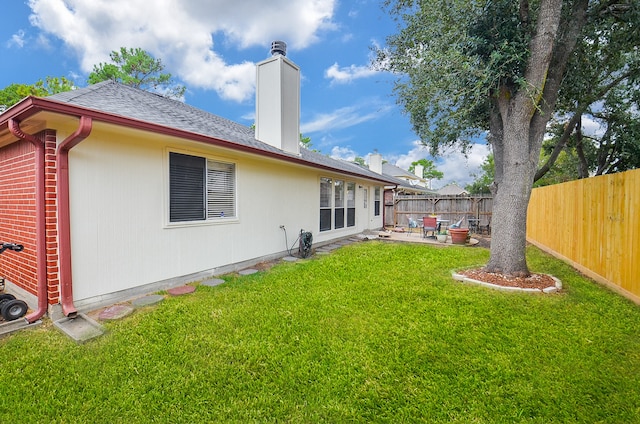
left=422, top=216, right=437, bottom=238
left=467, top=215, right=480, bottom=233
left=407, top=217, right=419, bottom=236
left=479, top=216, right=491, bottom=235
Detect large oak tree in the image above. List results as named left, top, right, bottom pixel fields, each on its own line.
left=377, top=0, right=634, bottom=276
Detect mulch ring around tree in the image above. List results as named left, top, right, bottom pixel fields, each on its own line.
left=454, top=268, right=562, bottom=292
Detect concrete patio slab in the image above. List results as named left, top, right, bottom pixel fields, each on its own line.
left=378, top=230, right=479, bottom=246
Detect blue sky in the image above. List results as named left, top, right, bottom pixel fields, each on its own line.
left=1, top=0, right=489, bottom=189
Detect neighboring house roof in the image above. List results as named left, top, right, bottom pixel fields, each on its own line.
left=387, top=175, right=434, bottom=194
left=436, top=183, right=468, bottom=196
left=348, top=160, right=433, bottom=194
left=380, top=162, right=436, bottom=194
left=382, top=162, right=420, bottom=181
left=1, top=81, right=396, bottom=185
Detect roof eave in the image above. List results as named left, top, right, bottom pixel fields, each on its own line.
left=2, top=97, right=396, bottom=186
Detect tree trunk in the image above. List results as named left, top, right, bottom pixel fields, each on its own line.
left=484, top=0, right=595, bottom=276
left=486, top=98, right=537, bottom=276
left=485, top=0, right=565, bottom=276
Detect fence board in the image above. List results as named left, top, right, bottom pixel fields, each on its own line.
left=389, top=194, right=493, bottom=230
left=527, top=168, right=640, bottom=303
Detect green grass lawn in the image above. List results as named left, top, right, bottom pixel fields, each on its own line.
left=1, top=241, right=639, bottom=423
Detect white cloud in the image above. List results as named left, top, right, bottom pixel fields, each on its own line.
left=7, top=30, right=26, bottom=48
left=27, top=0, right=337, bottom=102
left=330, top=146, right=359, bottom=161
left=301, top=101, right=392, bottom=133
left=324, top=62, right=377, bottom=84
left=392, top=141, right=491, bottom=189
left=581, top=114, right=605, bottom=138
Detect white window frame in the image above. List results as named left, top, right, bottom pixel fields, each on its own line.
left=319, top=177, right=356, bottom=232
left=374, top=186, right=381, bottom=217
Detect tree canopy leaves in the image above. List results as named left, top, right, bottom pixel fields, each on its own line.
left=408, top=158, right=444, bottom=182
left=88, top=47, right=185, bottom=99
left=466, top=154, right=495, bottom=194
left=0, top=76, right=75, bottom=111
left=534, top=0, right=640, bottom=180
left=1, top=48, right=187, bottom=110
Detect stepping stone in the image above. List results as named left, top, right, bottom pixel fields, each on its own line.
left=167, top=285, right=196, bottom=296
left=98, top=304, right=134, bottom=321
left=238, top=268, right=258, bottom=276
left=282, top=256, right=298, bottom=262
left=201, top=278, right=225, bottom=287
left=132, top=294, right=165, bottom=307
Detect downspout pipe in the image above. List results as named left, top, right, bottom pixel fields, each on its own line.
left=57, top=116, right=93, bottom=318
left=8, top=119, right=47, bottom=323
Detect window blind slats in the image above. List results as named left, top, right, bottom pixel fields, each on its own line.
left=206, top=160, right=235, bottom=218
left=170, top=153, right=205, bottom=222
left=169, top=152, right=236, bottom=222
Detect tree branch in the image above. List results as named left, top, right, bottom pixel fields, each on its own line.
left=528, top=0, right=589, bottom=160
left=533, top=67, right=635, bottom=181
left=534, top=112, right=581, bottom=181
left=517, top=0, right=564, bottom=117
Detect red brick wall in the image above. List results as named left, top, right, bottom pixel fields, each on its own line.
left=0, top=130, right=59, bottom=304
left=0, top=138, right=38, bottom=295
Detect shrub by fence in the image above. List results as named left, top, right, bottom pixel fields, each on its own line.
left=527, top=168, right=640, bottom=304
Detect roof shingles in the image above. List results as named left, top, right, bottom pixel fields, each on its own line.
left=47, top=81, right=394, bottom=184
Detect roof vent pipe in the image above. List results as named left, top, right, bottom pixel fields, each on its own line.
left=270, top=40, right=287, bottom=56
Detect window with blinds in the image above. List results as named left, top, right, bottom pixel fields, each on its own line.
left=347, top=182, right=355, bottom=227
left=169, top=152, right=236, bottom=223
left=320, top=177, right=332, bottom=232
left=319, top=177, right=356, bottom=232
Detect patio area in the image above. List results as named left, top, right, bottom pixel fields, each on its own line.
left=377, top=228, right=484, bottom=247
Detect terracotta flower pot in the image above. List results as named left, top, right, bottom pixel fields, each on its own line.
left=449, top=228, right=469, bottom=245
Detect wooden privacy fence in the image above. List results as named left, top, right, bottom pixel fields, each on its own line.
left=527, top=168, right=640, bottom=304
left=386, top=194, right=493, bottom=230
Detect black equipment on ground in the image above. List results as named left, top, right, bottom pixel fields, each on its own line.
left=298, top=230, right=313, bottom=258
left=0, top=242, right=28, bottom=321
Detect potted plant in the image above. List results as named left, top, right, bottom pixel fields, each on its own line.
left=449, top=228, right=469, bottom=245
left=435, top=230, right=448, bottom=243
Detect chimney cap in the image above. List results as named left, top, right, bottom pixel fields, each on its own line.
left=270, top=40, right=287, bottom=57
